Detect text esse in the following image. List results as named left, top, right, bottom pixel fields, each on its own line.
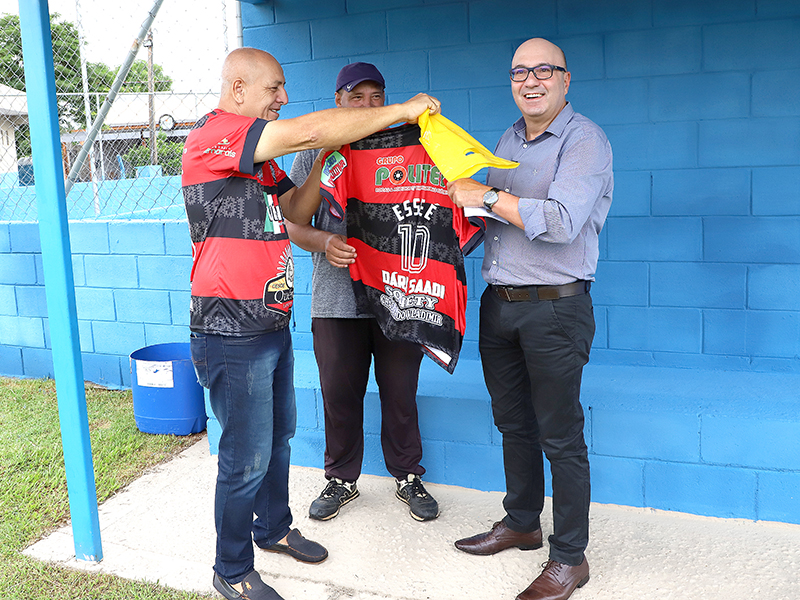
left=392, top=198, right=439, bottom=222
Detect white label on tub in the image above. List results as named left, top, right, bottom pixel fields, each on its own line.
left=136, top=360, right=175, bottom=388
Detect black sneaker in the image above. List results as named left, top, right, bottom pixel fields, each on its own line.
left=308, top=478, right=359, bottom=521
left=395, top=474, right=440, bottom=521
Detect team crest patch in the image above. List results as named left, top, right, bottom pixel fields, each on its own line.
left=263, top=248, right=294, bottom=314
left=321, top=151, right=347, bottom=187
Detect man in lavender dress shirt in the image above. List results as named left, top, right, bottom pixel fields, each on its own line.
left=448, top=38, right=613, bottom=600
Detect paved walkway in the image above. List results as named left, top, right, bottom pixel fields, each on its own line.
left=25, top=438, right=800, bottom=600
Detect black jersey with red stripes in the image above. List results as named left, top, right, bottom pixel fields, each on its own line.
left=320, top=123, right=484, bottom=373
left=182, top=109, right=295, bottom=336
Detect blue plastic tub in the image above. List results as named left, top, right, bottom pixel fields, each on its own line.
left=129, top=342, right=206, bottom=435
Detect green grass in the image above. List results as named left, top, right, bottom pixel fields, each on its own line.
left=0, top=377, right=215, bottom=600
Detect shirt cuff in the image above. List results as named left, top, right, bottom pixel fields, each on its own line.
left=518, top=197, right=547, bottom=240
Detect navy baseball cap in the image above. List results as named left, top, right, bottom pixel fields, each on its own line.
left=336, top=62, right=386, bottom=93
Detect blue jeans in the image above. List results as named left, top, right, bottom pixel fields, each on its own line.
left=190, top=328, right=296, bottom=583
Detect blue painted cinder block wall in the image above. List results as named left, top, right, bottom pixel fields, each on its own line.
left=235, top=0, right=800, bottom=522
left=3, top=219, right=799, bottom=523
left=0, top=221, right=193, bottom=386
left=243, top=0, right=800, bottom=374
left=2, top=0, right=799, bottom=524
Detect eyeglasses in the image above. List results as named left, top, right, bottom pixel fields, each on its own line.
left=509, top=65, right=567, bottom=82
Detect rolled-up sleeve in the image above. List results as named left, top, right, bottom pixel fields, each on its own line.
left=544, top=127, right=613, bottom=242
left=518, top=197, right=547, bottom=239
left=517, top=127, right=612, bottom=244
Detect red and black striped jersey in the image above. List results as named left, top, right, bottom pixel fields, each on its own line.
left=320, top=123, right=484, bottom=373
left=182, top=109, right=295, bottom=336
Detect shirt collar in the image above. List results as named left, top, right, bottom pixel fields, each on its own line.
left=513, top=101, right=575, bottom=141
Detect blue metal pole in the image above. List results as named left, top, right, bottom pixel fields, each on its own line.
left=18, top=0, right=103, bottom=561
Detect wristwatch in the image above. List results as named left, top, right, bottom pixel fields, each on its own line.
left=483, top=187, right=501, bottom=212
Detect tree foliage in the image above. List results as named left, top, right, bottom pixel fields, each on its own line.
left=0, top=12, right=172, bottom=132
left=122, top=133, right=183, bottom=178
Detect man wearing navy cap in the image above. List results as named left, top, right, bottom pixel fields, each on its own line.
left=335, top=61, right=386, bottom=94
left=287, top=62, right=440, bottom=523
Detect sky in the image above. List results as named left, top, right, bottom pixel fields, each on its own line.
left=0, top=0, right=237, bottom=93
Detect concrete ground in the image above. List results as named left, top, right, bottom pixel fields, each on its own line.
left=25, top=437, right=800, bottom=600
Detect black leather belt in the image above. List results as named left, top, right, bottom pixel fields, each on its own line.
left=492, top=281, right=591, bottom=302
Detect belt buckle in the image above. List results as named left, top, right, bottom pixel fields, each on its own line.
left=496, top=286, right=513, bottom=301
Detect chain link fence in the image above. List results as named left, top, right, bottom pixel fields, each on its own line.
left=0, top=0, right=233, bottom=221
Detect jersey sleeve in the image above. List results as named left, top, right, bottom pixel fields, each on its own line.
left=261, top=158, right=295, bottom=196
left=318, top=148, right=349, bottom=220
left=456, top=208, right=486, bottom=256
left=208, top=115, right=266, bottom=176
left=182, top=112, right=267, bottom=185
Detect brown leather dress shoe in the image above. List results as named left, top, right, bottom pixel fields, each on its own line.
left=516, top=557, right=590, bottom=600
left=454, top=521, right=543, bottom=555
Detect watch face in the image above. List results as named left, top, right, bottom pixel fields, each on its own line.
left=483, top=189, right=499, bottom=209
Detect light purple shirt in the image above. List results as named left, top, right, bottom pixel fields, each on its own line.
left=483, top=103, right=614, bottom=286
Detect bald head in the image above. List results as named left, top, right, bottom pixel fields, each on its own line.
left=221, top=48, right=280, bottom=96
left=219, top=47, right=288, bottom=120
left=510, top=38, right=570, bottom=139
left=512, top=38, right=567, bottom=71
